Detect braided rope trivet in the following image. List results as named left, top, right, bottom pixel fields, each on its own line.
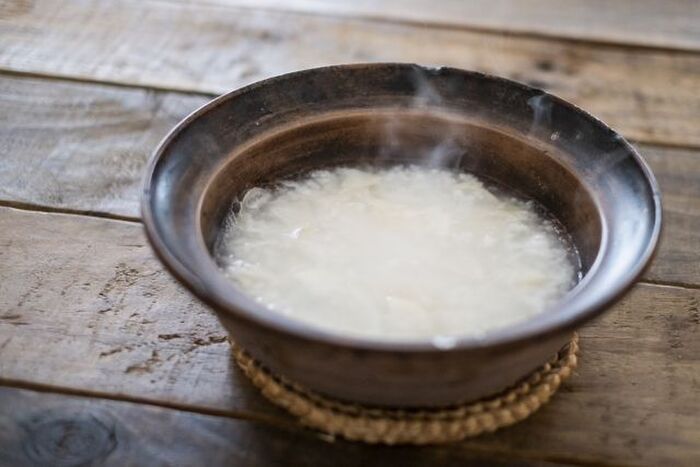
left=232, top=333, right=578, bottom=445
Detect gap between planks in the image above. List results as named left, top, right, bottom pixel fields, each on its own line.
left=165, top=0, right=700, bottom=55
left=0, top=68, right=219, bottom=99
left=637, top=279, right=700, bottom=292
left=0, top=379, right=620, bottom=467
left=0, top=376, right=294, bottom=431
left=0, top=199, right=141, bottom=224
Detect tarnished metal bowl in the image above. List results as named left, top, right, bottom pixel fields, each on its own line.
left=142, top=64, right=661, bottom=407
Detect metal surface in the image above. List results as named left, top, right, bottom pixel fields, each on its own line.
left=142, top=64, right=662, bottom=407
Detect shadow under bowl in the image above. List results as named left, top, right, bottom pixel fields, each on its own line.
left=142, top=64, right=661, bottom=407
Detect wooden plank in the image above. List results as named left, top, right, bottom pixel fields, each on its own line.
left=0, top=387, right=559, bottom=467
left=1, top=1, right=700, bottom=147
left=187, top=0, right=700, bottom=52
left=0, top=74, right=208, bottom=219
left=0, top=207, right=279, bottom=418
left=467, top=282, right=700, bottom=466
left=1, top=75, right=698, bottom=285
left=1, top=206, right=699, bottom=465
left=639, top=145, right=700, bottom=287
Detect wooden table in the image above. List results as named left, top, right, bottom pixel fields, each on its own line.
left=1, top=1, right=699, bottom=465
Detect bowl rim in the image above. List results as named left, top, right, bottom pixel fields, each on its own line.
left=142, top=62, right=663, bottom=353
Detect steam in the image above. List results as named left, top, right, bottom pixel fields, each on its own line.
left=528, top=94, right=554, bottom=135
left=378, top=67, right=465, bottom=170
left=527, top=92, right=629, bottom=177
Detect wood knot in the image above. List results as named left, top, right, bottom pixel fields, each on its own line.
left=535, top=59, right=555, bottom=72
left=22, top=411, right=117, bottom=466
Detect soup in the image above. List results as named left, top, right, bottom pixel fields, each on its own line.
left=217, top=165, right=576, bottom=341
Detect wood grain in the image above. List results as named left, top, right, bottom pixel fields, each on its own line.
left=1, top=0, right=700, bottom=147
left=0, top=207, right=281, bottom=418
left=469, top=282, right=700, bottom=466
left=1, top=206, right=699, bottom=465
left=184, top=0, right=700, bottom=52
left=639, top=145, right=700, bottom=287
left=0, top=387, right=561, bottom=467
left=1, top=75, right=698, bottom=286
left=1, top=1, right=697, bottom=464
left=0, top=74, right=208, bottom=219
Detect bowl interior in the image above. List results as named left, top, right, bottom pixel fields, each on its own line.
left=202, top=110, right=600, bottom=276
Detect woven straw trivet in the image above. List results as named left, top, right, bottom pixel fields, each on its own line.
left=232, top=333, right=578, bottom=445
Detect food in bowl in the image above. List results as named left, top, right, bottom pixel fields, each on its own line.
left=217, top=165, right=578, bottom=341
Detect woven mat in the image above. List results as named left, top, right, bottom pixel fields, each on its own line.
left=232, top=333, right=578, bottom=445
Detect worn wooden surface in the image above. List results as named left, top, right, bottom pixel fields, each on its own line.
left=1, top=206, right=700, bottom=465
left=1, top=387, right=565, bottom=467
left=192, top=0, right=700, bottom=51
left=1, top=0, right=699, bottom=465
left=0, top=74, right=208, bottom=219
left=639, top=147, right=700, bottom=286
left=2, top=0, right=700, bottom=147
left=1, top=74, right=698, bottom=287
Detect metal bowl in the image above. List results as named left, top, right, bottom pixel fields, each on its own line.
left=142, top=64, right=661, bottom=407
